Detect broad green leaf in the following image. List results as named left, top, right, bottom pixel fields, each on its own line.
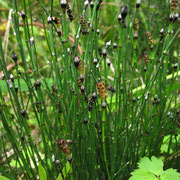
left=138, top=157, right=151, bottom=171
left=129, top=156, right=180, bottom=180
left=0, top=175, right=10, bottom=180
left=150, top=156, right=164, bottom=175
left=38, top=162, right=47, bottom=180
left=161, top=169, right=180, bottom=180
left=138, top=156, right=163, bottom=176
left=129, top=169, right=158, bottom=180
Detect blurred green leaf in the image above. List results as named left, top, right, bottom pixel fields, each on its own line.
left=0, top=78, right=53, bottom=93
left=0, top=175, right=10, bottom=180
left=0, top=0, right=9, bottom=9
left=56, top=161, right=71, bottom=180
left=38, top=162, right=47, bottom=180
left=161, top=169, right=180, bottom=180
left=56, top=173, right=63, bottom=180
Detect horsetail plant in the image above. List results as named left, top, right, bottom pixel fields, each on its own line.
left=0, top=0, right=180, bottom=179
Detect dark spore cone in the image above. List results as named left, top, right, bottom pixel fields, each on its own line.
left=57, top=30, right=62, bottom=37
left=57, top=139, right=71, bottom=155
left=61, top=0, right=67, bottom=9
left=84, top=118, right=88, bottom=124
left=51, top=17, right=60, bottom=25
left=93, top=58, right=98, bottom=65
left=52, top=84, right=58, bottom=94
left=136, top=0, right=141, bottom=8
left=103, top=50, right=107, bottom=58
left=20, top=109, right=26, bottom=117
left=21, top=10, right=26, bottom=20
left=113, top=42, right=117, bottom=49
left=80, top=86, right=85, bottom=93
left=97, top=0, right=103, bottom=11
left=74, top=56, right=83, bottom=72
left=97, top=81, right=106, bottom=101
left=47, top=16, right=52, bottom=24
left=102, top=102, right=106, bottom=109
left=170, top=0, right=178, bottom=13
left=57, top=101, right=62, bottom=114
left=90, top=1, right=94, bottom=9
left=67, top=3, right=74, bottom=21
left=121, top=6, right=128, bottom=19
left=80, top=15, right=88, bottom=35
left=107, top=87, right=115, bottom=93
left=11, top=52, right=18, bottom=62
left=34, top=79, right=41, bottom=90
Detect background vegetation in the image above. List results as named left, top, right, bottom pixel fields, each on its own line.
left=0, top=0, right=180, bottom=179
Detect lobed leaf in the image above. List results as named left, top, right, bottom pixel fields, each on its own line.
left=130, top=156, right=180, bottom=180
left=129, top=169, right=158, bottom=180
left=138, top=156, right=163, bottom=175
left=161, top=169, right=180, bottom=180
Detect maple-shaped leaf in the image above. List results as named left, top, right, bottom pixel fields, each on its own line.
left=129, top=169, right=158, bottom=180
left=138, top=156, right=164, bottom=176
left=161, top=169, right=180, bottom=180
left=129, top=156, right=180, bottom=180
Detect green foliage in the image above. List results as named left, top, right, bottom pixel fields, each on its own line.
left=0, top=0, right=9, bottom=9
left=56, top=172, right=63, bottom=180
left=56, top=162, right=71, bottom=180
left=0, top=175, right=10, bottom=180
left=160, top=135, right=180, bottom=154
left=0, top=0, right=180, bottom=179
left=129, top=156, right=180, bottom=180
left=38, top=162, right=47, bottom=180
